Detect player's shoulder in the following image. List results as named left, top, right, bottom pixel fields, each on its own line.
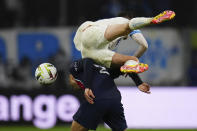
left=69, top=58, right=95, bottom=73
left=69, top=59, right=83, bottom=75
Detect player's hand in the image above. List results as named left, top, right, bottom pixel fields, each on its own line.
left=84, top=88, right=95, bottom=104
left=138, top=83, right=151, bottom=94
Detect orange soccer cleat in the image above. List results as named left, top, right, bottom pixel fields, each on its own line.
left=151, top=10, right=175, bottom=24
left=120, top=63, right=149, bottom=74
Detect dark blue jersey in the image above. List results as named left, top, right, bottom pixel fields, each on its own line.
left=69, top=58, right=122, bottom=101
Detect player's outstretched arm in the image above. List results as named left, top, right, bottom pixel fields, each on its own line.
left=130, top=30, right=148, bottom=58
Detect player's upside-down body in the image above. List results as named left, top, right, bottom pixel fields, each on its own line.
left=73, top=10, right=175, bottom=74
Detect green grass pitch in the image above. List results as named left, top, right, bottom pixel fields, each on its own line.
left=0, top=126, right=197, bottom=131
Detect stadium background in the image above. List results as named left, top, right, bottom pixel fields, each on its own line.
left=0, top=0, right=197, bottom=130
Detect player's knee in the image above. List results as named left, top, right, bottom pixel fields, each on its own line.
left=131, top=56, right=139, bottom=62
left=122, top=23, right=131, bottom=34
left=71, top=121, right=88, bottom=131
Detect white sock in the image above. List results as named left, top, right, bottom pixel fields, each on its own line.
left=129, top=17, right=153, bottom=30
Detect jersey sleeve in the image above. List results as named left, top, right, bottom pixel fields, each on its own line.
left=69, top=59, right=83, bottom=78
left=82, top=58, right=95, bottom=89
left=69, top=58, right=96, bottom=89
left=69, top=58, right=95, bottom=89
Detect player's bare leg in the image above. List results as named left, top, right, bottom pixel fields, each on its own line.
left=111, top=53, right=138, bottom=68
left=105, top=10, right=175, bottom=41
left=105, top=23, right=131, bottom=41
left=129, top=10, right=175, bottom=30
left=106, top=10, right=175, bottom=73
left=111, top=53, right=148, bottom=73
left=71, top=121, right=88, bottom=131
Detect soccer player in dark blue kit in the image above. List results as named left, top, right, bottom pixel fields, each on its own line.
left=69, top=58, right=150, bottom=131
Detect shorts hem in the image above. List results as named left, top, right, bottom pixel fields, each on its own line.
left=73, top=118, right=97, bottom=130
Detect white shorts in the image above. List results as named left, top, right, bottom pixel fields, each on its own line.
left=79, top=22, right=115, bottom=68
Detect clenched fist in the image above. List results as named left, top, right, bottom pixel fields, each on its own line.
left=138, top=83, right=151, bottom=94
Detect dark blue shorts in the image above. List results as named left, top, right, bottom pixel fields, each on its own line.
left=73, top=99, right=127, bottom=131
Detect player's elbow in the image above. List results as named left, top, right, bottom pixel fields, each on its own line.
left=142, top=42, right=148, bottom=50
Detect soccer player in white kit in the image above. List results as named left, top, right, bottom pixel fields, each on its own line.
left=73, top=10, right=175, bottom=73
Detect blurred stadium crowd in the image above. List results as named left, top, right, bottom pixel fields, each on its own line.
left=0, top=0, right=196, bottom=90
left=0, top=0, right=195, bottom=27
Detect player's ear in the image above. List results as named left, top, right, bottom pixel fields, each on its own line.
left=68, top=74, right=81, bottom=90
